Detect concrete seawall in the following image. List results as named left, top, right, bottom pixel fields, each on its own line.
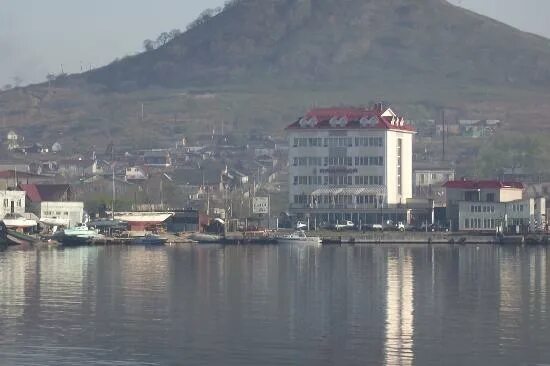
left=316, top=231, right=526, bottom=245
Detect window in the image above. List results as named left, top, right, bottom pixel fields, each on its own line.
left=465, top=219, right=470, bottom=229
left=17, top=199, right=22, bottom=207
left=294, top=176, right=298, bottom=185
left=487, top=193, right=495, bottom=202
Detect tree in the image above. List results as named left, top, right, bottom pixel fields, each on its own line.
left=156, top=32, right=171, bottom=47
left=169, top=29, right=181, bottom=39
left=143, top=39, right=155, bottom=51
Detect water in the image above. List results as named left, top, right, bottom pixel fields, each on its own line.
left=0, top=244, right=549, bottom=366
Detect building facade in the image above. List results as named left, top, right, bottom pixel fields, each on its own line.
left=444, top=180, right=546, bottom=232
left=286, top=104, right=415, bottom=226
left=0, top=190, right=26, bottom=218
left=40, top=201, right=84, bottom=228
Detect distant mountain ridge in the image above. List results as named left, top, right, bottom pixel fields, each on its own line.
left=86, top=0, right=550, bottom=90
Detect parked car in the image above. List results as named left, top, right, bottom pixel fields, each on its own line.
left=362, top=223, right=384, bottom=231
left=334, top=220, right=355, bottom=231
left=296, top=221, right=308, bottom=230
left=382, top=221, right=405, bottom=231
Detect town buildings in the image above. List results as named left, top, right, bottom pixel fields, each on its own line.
left=286, top=104, right=415, bottom=226
left=444, top=180, right=546, bottom=232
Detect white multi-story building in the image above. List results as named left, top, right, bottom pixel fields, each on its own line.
left=286, top=104, right=415, bottom=226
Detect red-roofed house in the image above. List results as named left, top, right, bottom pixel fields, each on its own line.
left=286, top=103, right=415, bottom=226
left=444, top=179, right=545, bottom=232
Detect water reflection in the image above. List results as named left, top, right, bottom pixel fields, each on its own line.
left=0, top=245, right=549, bottom=365
left=384, top=248, right=414, bottom=366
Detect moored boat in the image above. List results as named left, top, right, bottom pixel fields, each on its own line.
left=56, top=225, right=105, bottom=247
left=2, top=213, right=37, bottom=230
left=276, top=230, right=321, bottom=245
left=131, top=234, right=168, bottom=246
left=190, top=233, right=223, bottom=243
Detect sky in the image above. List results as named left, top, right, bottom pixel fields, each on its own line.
left=1, top=0, right=550, bottom=87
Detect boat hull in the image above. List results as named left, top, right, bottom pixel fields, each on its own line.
left=132, top=237, right=168, bottom=246
left=190, top=233, right=223, bottom=243
left=277, top=238, right=321, bottom=245
left=60, top=235, right=94, bottom=247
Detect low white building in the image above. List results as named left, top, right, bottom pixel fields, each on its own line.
left=414, top=169, right=455, bottom=190
left=444, top=180, right=546, bottom=232
left=0, top=190, right=25, bottom=218
left=40, top=201, right=84, bottom=227
left=457, top=198, right=545, bottom=232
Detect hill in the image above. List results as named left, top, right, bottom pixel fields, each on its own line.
left=87, top=0, right=550, bottom=90
left=2, top=0, right=550, bottom=151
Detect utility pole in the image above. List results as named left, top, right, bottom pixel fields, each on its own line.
left=442, top=109, right=446, bottom=162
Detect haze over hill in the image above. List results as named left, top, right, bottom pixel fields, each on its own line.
left=2, top=0, right=550, bottom=151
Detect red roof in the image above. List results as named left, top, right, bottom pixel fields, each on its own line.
left=18, top=184, right=71, bottom=202
left=285, top=106, right=415, bottom=132
left=443, top=180, right=524, bottom=190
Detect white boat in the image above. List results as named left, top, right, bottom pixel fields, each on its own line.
left=190, top=233, right=223, bottom=243
left=113, top=212, right=173, bottom=224
left=276, top=230, right=321, bottom=245
left=57, top=225, right=105, bottom=246
left=2, top=213, right=37, bottom=229
left=40, top=217, right=71, bottom=227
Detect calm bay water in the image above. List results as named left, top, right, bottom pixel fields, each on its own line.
left=0, top=244, right=549, bottom=366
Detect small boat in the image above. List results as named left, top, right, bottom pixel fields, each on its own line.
left=132, top=234, right=168, bottom=246
left=56, top=225, right=104, bottom=247
left=276, top=230, right=321, bottom=245
left=2, top=213, right=37, bottom=229
left=190, top=233, right=223, bottom=243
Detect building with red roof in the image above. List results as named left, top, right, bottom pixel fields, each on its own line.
left=286, top=103, right=415, bottom=226
left=444, top=179, right=545, bottom=232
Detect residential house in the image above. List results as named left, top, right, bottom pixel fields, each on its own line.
left=143, top=150, right=172, bottom=168
left=0, top=170, right=56, bottom=189
left=459, top=119, right=501, bottom=138
left=0, top=190, right=26, bottom=218
left=125, top=166, right=148, bottom=182
left=58, top=158, right=101, bottom=177
left=6, top=130, right=21, bottom=151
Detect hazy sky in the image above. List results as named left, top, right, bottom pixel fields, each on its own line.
left=1, top=0, right=549, bottom=87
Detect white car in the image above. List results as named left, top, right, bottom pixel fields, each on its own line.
left=296, top=221, right=308, bottom=230
left=334, top=220, right=355, bottom=230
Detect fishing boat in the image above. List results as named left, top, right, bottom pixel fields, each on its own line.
left=56, top=225, right=104, bottom=246
left=131, top=234, right=168, bottom=246
left=276, top=230, right=321, bottom=245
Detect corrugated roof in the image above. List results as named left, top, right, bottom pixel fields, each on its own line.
left=443, top=180, right=524, bottom=190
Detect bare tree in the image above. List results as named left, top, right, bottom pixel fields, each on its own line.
left=157, top=32, right=171, bottom=46
left=143, top=39, right=155, bottom=52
